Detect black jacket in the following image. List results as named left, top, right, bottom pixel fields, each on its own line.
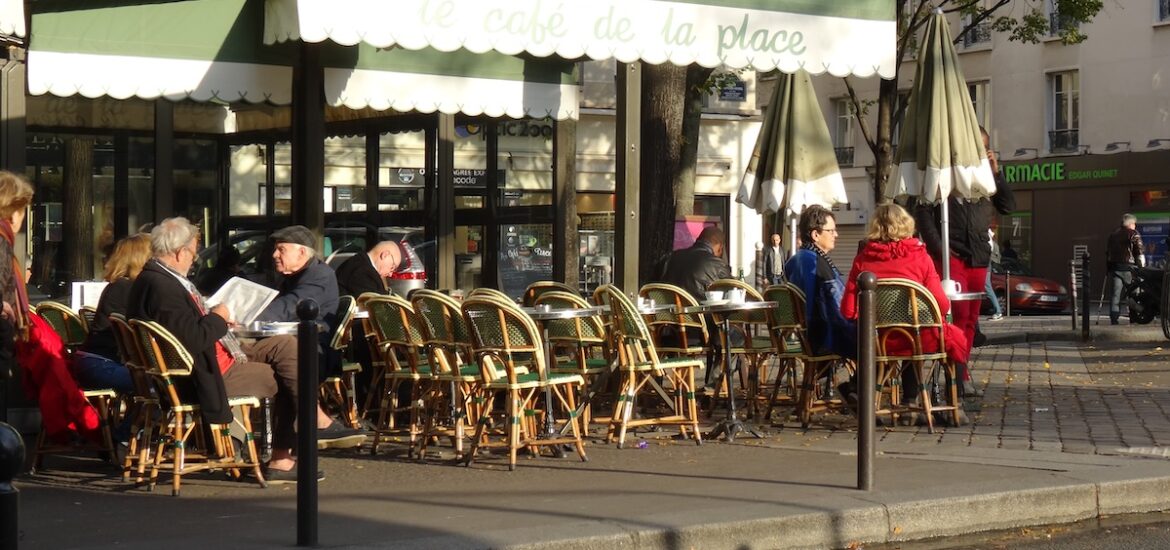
left=80, top=277, right=132, bottom=361
left=657, top=241, right=732, bottom=301
left=129, top=260, right=233, bottom=424
left=258, top=258, right=339, bottom=333
left=334, top=253, right=386, bottom=298
left=1106, top=226, right=1144, bottom=270
left=913, top=172, right=1016, bottom=268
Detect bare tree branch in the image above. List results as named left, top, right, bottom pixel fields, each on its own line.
left=844, top=77, right=876, bottom=154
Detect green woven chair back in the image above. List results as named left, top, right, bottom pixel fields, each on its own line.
left=522, top=281, right=578, bottom=307
left=533, top=290, right=605, bottom=344
left=597, top=284, right=660, bottom=364
left=130, top=319, right=195, bottom=409
left=412, top=289, right=473, bottom=373
left=35, top=301, right=87, bottom=346
left=462, top=295, right=545, bottom=382
left=707, top=278, right=768, bottom=324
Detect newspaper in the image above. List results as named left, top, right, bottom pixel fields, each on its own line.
left=206, top=277, right=279, bottom=325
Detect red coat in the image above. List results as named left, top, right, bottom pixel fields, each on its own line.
left=841, top=238, right=969, bottom=365
left=19, top=311, right=102, bottom=443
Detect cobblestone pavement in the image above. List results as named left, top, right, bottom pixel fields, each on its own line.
left=751, top=315, right=1170, bottom=457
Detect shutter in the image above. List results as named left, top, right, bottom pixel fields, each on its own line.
left=830, top=225, right=867, bottom=273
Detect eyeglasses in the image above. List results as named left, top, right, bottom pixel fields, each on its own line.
left=816, top=228, right=839, bottom=235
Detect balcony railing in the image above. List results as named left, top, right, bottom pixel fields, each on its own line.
left=1161, top=0, right=1170, bottom=22
left=835, top=147, right=854, bottom=167
left=962, top=21, right=992, bottom=47
left=1049, top=12, right=1078, bottom=35
left=1049, top=129, right=1080, bottom=153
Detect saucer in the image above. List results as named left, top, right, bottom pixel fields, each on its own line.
left=701, top=299, right=729, bottom=306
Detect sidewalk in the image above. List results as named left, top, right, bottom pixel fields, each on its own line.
left=14, top=315, right=1170, bottom=550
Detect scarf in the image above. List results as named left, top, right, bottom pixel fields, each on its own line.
left=801, top=242, right=841, bottom=277
left=152, top=259, right=248, bottom=367
left=0, top=219, right=30, bottom=339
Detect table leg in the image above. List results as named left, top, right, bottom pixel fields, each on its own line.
left=708, top=318, right=763, bottom=442
left=541, top=328, right=566, bottom=457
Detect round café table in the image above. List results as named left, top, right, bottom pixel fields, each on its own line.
left=522, top=305, right=605, bottom=454
left=683, top=300, right=775, bottom=443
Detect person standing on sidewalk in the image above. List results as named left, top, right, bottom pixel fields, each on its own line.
left=913, top=127, right=1014, bottom=394
left=1106, top=213, right=1144, bottom=325
left=985, top=227, right=1003, bottom=321
left=763, top=233, right=785, bottom=285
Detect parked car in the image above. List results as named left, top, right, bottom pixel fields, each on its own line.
left=981, top=258, right=1070, bottom=314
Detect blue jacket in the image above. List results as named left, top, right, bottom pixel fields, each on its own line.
left=784, top=249, right=856, bottom=359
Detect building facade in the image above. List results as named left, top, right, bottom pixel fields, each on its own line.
left=813, top=1, right=1170, bottom=281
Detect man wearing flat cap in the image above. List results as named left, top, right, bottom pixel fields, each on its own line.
left=257, top=225, right=339, bottom=329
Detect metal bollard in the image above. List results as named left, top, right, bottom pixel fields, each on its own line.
left=857, top=272, right=876, bottom=491
left=257, top=397, right=273, bottom=463
left=0, top=422, right=25, bottom=550
left=1070, top=260, right=1078, bottom=331
left=1081, top=252, right=1091, bottom=341
left=296, top=299, right=319, bottom=547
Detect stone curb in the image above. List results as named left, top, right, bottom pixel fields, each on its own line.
left=337, top=473, right=1170, bottom=550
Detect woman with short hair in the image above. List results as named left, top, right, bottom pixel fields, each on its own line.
left=783, top=205, right=856, bottom=359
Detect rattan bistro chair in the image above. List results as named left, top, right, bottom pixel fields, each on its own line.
left=873, top=278, right=961, bottom=433
left=638, top=283, right=711, bottom=361
left=760, top=284, right=808, bottom=420
left=596, top=285, right=702, bottom=448
left=761, top=283, right=850, bottom=428
left=355, top=292, right=389, bottom=423
left=534, top=290, right=611, bottom=428
left=78, top=305, right=98, bottom=331
left=522, top=281, right=578, bottom=307
left=321, top=295, right=362, bottom=430
left=35, top=301, right=88, bottom=354
left=130, top=319, right=265, bottom=496
left=461, top=295, right=587, bottom=470
left=411, top=289, right=481, bottom=459
left=108, top=313, right=160, bottom=484
left=365, top=295, right=431, bottom=456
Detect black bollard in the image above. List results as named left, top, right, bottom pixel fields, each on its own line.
left=296, top=299, right=319, bottom=547
left=857, top=272, right=876, bottom=491
left=0, top=422, right=25, bottom=550
left=1081, top=252, right=1091, bottom=342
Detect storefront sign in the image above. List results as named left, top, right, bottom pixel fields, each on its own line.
left=387, top=168, right=506, bottom=187
left=1003, top=159, right=1122, bottom=185
left=456, top=120, right=554, bottom=140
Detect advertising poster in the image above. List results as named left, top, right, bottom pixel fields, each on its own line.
left=1134, top=213, right=1170, bottom=268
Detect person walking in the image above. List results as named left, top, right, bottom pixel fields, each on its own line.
left=1106, top=213, right=1144, bottom=325
left=985, top=228, right=1003, bottom=321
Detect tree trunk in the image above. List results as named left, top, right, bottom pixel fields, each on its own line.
left=638, top=64, right=715, bottom=285
left=870, top=77, right=898, bottom=203
left=64, top=136, right=95, bottom=282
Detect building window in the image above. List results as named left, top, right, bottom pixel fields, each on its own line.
left=968, top=81, right=990, bottom=130
left=1048, top=0, right=1079, bottom=36
left=1160, top=0, right=1170, bottom=22
left=962, top=15, right=992, bottom=48
left=890, top=91, right=911, bottom=157
left=1048, top=71, right=1079, bottom=153
left=832, top=98, right=854, bottom=167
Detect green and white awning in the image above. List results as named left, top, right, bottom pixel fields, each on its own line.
left=265, top=0, right=897, bottom=78
left=27, top=0, right=580, bottom=119
left=737, top=69, right=845, bottom=215
left=0, top=0, right=23, bottom=38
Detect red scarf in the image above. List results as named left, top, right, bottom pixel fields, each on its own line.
left=0, top=219, right=29, bottom=339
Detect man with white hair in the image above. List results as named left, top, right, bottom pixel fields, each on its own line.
left=257, top=225, right=339, bottom=329
left=334, top=240, right=402, bottom=297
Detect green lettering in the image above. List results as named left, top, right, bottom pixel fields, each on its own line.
left=1029, top=164, right=1042, bottom=181
left=1055, top=163, right=1064, bottom=180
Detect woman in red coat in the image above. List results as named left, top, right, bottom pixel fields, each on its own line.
left=840, top=203, right=969, bottom=365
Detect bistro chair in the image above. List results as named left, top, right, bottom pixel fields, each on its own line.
left=108, top=313, right=160, bottom=484
left=355, top=292, right=389, bottom=422
left=704, top=279, right=775, bottom=418
left=761, top=283, right=850, bottom=428
left=321, top=295, right=363, bottom=430
left=534, top=290, right=611, bottom=428
left=130, top=319, right=265, bottom=496
left=873, top=278, right=962, bottom=432
left=760, top=284, right=809, bottom=420
left=595, top=285, right=702, bottom=448
left=460, top=294, right=587, bottom=470
left=78, top=305, right=99, bottom=331
left=521, top=280, right=578, bottom=307
left=467, top=287, right=515, bottom=303
left=364, top=294, right=431, bottom=456
left=638, top=283, right=711, bottom=361
left=411, top=289, right=481, bottom=460
left=35, top=301, right=88, bottom=354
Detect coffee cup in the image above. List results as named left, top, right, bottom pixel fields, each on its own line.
left=941, top=279, right=962, bottom=296
left=704, top=290, right=724, bottom=303
left=728, top=289, right=746, bottom=303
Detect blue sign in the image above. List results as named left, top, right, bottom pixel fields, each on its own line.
left=719, top=80, right=746, bottom=102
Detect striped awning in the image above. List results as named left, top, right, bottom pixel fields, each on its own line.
left=0, top=0, right=25, bottom=38
left=265, top=0, right=897, bottom=78
left=26, top=0, right=580, bottom=119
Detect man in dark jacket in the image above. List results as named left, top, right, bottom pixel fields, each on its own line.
left=763, top=233, right=785, bottom=285
left=658, top=226, right=732, bottom=302
left=913, top=128, right=1015, bottom=393
left=335, top=240, right=401, bottom=297
left=1106, top=213, right=1144, bottom=324
left=257, top=225, right=340, bottom=334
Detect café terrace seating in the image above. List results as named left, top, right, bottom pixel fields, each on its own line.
left=704, top=278, right=775, bottom=419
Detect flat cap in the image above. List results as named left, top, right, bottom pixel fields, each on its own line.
left=271, top=225, right=317, bottom=250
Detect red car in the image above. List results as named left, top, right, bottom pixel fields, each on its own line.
left=981, top=259, right=1071, bottom=314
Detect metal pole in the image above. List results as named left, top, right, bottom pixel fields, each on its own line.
left=1005, top=272, right=1011, bottom=317
left=857, top=272, right=876, bottom=491
left=296, top=299, right=320, bottom=547
left=1070, top=260, right=1077, bottom=331
left=940, top=200, right=952, bottom=284
left=0, top=422, right=25, bottom=550
left=1081, top=252, right=1091, bottom=341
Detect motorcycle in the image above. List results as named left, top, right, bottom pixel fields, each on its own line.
left=1121, top=266, right=1170, bottom=338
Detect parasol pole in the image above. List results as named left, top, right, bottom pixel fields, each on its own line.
left=788, top=209, right=798, bottom=256
left=940, top=196, right=953, bottom=288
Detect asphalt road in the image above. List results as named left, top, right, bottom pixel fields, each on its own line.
left=868, top=511, right=1170, bottom=550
